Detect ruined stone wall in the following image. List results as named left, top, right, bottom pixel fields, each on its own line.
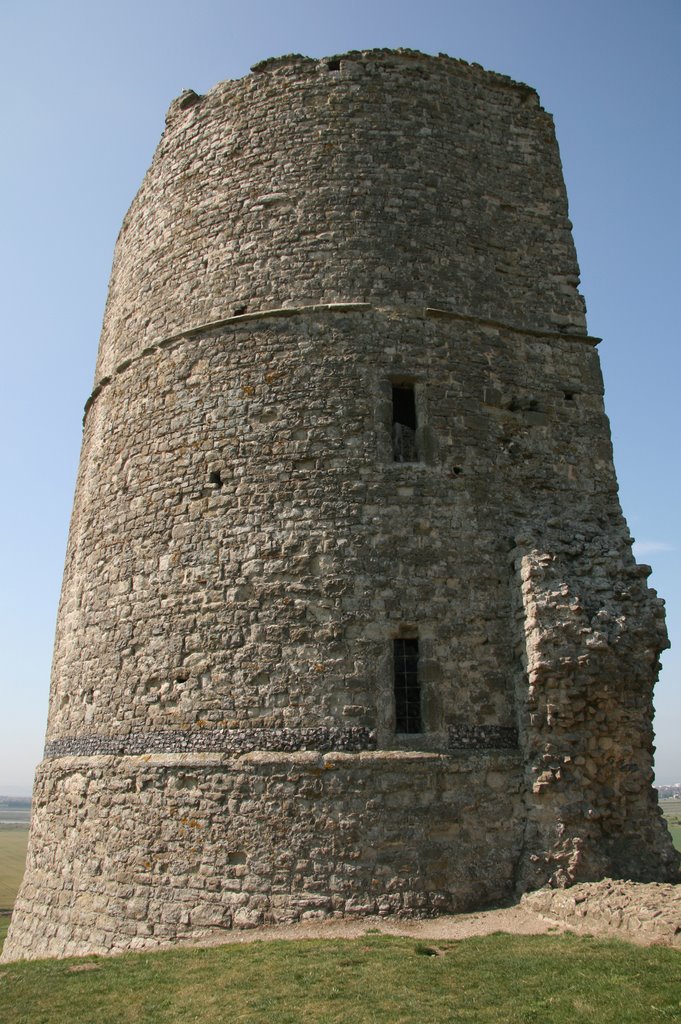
left=3, top=49, right=676, bottom=963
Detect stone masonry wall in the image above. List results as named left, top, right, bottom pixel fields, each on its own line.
left=49, top=310, right=533, bottom=750
left=7, top=750, right=523, bottom=960
left=3, top=50, right=676, bottom=962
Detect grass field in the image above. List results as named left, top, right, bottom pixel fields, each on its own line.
left=0, top=829, right=29, bottom=912
left=0, top=931, right=680, bottom=1023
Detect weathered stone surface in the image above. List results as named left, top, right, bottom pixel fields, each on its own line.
left=2, top=48, right=677, bottom=963
left=6, top=751, right=524, bottom=959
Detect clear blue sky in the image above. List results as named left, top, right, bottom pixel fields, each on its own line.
left=1, top=0, right=679, bottom=793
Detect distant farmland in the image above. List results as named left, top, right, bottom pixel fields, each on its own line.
left=659, top=798, right=681, bottom=852
left=0, top=829, right=29, bottom=912
left=0, top=798, right=30, bottom=912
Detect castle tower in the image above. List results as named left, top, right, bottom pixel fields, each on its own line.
left=4, top=49, right=677, bottom=962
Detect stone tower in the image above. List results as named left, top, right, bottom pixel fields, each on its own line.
left=4, top=49, right=677, bottom=962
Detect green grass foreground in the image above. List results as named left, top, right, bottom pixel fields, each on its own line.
left=1, top=931, right=679, bottom=1024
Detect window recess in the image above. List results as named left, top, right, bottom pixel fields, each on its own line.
left=392, top=383, right=418, bottom=462
left=393, top=637, right=421, bottom=733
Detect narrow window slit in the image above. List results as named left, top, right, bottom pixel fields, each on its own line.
left=209, top=470, right=223, bottom=488
left=392, top=383, right=418, bottom=462
left=394, top=637, right=421, bottom=733
left=564, top=390, right=574, bottom=402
